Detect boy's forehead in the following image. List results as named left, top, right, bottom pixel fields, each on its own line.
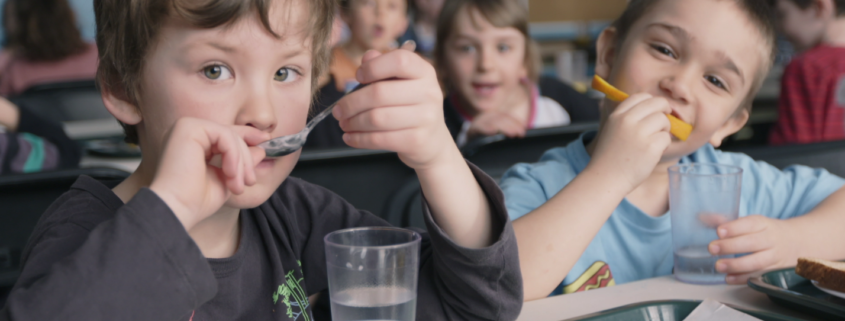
left=163, top=0, right=313, bottom=53
left=631, top=0, right=769, bottom=79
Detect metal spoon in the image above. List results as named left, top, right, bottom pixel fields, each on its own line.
left=259, top=40, right=416, bottom=157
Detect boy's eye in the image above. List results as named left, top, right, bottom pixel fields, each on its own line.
left=651, top=44, right=676, bottom=59
left=274, top=67, right=300, bottom=82
left=203, top=64, right=232, bottom=80
left=706, top=75, right=727, bottom=90
left=498, top=44, right=511, bottom=53
left=459, top=45, right=475, bottom=53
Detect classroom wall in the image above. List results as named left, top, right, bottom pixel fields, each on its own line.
left=529, top=0, right=629, bottom=22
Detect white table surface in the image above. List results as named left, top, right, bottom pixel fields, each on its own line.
left=80, top=155, right=141, bottom=173
left=517, top=276, right=821, bottom=321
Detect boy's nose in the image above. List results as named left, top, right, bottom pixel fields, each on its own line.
left=237, top=94, right=277, bottom=133
left=658, top=74, right=693, bottom=105
left=477, top=48, right=495, bottom=72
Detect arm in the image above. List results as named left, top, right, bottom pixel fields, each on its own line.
left=2, top=189, right=216, bottom=321
left=511, top=93, right=672, bottom=300
left=0, top=97, right=19, bottom=131
left=335, top=49, right=493, bottom=249
left=0, top=97, right=81, bottom=171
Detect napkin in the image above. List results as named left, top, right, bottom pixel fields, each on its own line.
left=682, top=299, right=762, bottom=321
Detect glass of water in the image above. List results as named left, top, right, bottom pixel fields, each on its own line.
left=325, top=227, right=420, bottom=321
left=669, top=163, right=742, bottom=284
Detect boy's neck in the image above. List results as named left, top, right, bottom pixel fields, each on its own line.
left=823, top=18, right=845, bottom=47
left=113, top=159, right=243, bottom=259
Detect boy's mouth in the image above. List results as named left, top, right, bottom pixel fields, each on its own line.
left=372, top=25, right=384, bottom=38
left=471, top=82, right=499, bottom=97
left=670, top=109, right=687, bottom=124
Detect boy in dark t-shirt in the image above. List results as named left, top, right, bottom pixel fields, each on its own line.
left=0, top=0, right=522, bottom=320
left=769, top=0, right=845, bottom=145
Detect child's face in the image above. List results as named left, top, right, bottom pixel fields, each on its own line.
left=773, top=0, right=826, bottom=51
left=344, top=0, right=409, bottom=51
left=133, top=0, right=313, bottom=208
left=444, top=6, right=529, bottom=113
left=596, top=0, right=767, bottom=160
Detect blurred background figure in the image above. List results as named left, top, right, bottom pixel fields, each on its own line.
left=0, top=96, right=80, bottom=174
left=768, top=0, right=845, bottom=145
left=435, top=0, right=596, bottom=146
left=0, top=0, right=98, bottom=97
left=399, top=0, right=445, bottom=58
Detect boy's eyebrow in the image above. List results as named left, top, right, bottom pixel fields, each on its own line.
left=647, top=23, right=745, bottom=86
left=714, top=50, right=745, bottom=86
left=207, top=41, right=238, bottom=53
left=647, top=23, right=692, bottom=43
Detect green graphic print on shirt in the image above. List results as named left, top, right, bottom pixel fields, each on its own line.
left=273, top=261, right=310, bottom=321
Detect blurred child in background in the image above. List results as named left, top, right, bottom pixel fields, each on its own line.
left=0, top=96, right=80, bottom=174
left=768, top=0, right=845, bottom=145
left=399, top=0, right=444, bottom=58
left=306, top=0, right=410, bottom=149
left=0, top=0, right=98, bottom=97
left=435, top=0, right=596, bottom=147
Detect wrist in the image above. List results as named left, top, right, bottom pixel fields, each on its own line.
left=581, top=161, right=638, bottom=196
left=149, top=185, right=197, bottom=231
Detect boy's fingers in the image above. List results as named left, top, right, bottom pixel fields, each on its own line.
left=231, top=125, right=272, bottom=146
left=343, top=129, right=418, bottom=152
left=699, top=212, right=731, bottom=228
left=715, top=249, right=775, bottom=275
left=356, top=50, right=433, bottom=84
left=610, top=93, right=653, bottom=115
left=241, top=140, right=256, bottom=187
left=340, top=105, right=424, bottom=132
left=335, top=80, right=429, bottom=120
left=623, top=96, right=671, bottom=123
left=709, top=232, right=771, bottom=256
left=359, top=49, right=383, bottom=66
left=717, top=215, right=767, bottom=238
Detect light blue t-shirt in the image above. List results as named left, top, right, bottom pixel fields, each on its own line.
left=501, top=132, right=845, bottom=296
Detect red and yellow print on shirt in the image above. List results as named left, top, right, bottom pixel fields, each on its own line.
left=563, top=261, right=616, bottom=294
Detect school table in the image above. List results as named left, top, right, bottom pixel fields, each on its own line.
left=517, top=275, right=821, bottom=320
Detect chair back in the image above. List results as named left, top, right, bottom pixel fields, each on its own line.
left=10, top=80, right=111, bottom=123
left=734, top=140, right=845, bottom=177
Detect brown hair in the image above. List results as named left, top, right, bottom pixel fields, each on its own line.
left=3, top=0, right=87, bottom=62
left=433, top=0, right=541, bottom=88
left=95, top=0, right=334, bottom=144
left=771, top=0, right=845, bottom=15
left=611, top=0, right=778, bottom=111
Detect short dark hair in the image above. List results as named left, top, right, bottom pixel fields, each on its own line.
left=611, top=0, right=778, bottom=111
left=339, top=0, right=411, bottom=13
left=3, top=0, right=87, bottom=62
left=95, top=0, right=334, bottom=144
left=771, top=0, right=845, bottom=15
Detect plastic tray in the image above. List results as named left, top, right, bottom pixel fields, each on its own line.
left=748, top=267, right=845, bottom=320
left=566, top=299, right=803, bottom=321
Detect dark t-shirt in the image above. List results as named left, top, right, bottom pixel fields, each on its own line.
left=1, top=162, right=521, bottom=320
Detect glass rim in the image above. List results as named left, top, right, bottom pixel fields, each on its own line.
left=668, top=163, right=743, bottom=176
left=324, top=226, right=422, bottom=250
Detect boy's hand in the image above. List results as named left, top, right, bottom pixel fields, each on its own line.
left=588, top=93, right=673, bottom=190
left=149, top=118, right=269, bottom=231
left=708, top=215, right=800, bottom=284
left=334, top=49, right=453, bottom=170
left=467, top=111, right=527, bottom=140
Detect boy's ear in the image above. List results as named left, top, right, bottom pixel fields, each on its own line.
left=709, top=108, right=749, bottom=148
left=101, top=88, right=142, bottom=126
left=595, top=27, right=619, bottom=80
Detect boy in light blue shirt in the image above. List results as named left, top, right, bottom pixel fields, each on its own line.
left=502, top=0, right=845, bottom=301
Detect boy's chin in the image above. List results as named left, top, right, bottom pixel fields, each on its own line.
left=224, top=182, right=285, bottom=209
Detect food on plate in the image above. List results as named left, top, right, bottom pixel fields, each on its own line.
left=796, top=257, right=845, bottom=292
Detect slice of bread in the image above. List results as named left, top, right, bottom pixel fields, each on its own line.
left=796, top=257, right=845, bottom=293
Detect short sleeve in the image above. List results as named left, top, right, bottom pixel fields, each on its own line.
left=500, top=159, right=579, bottom=221
left=732, top=153, right=845, bottom=219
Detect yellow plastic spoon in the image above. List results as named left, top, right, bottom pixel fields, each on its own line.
left=592, top=75, right=693, bottom=141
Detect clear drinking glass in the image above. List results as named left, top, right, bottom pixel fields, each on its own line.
left=669, top=164, right=742, bottom=284
left=325, top=227, right=421, bottom=321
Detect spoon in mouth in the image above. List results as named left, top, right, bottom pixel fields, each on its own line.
left=259, top=40, right=417, bottom=157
